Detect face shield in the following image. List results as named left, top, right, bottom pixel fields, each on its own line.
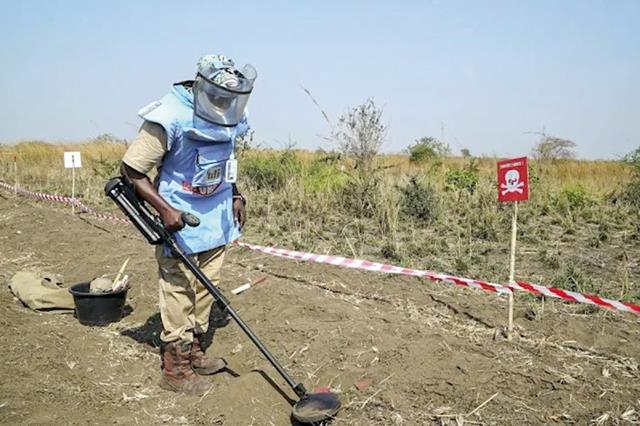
left=193, top=64, right=257, bottom=127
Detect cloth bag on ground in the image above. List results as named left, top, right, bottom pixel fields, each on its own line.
left=8, top=271, right=75, bottom=313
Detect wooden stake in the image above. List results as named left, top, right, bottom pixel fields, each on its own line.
left=507, top=201, right=518, bottom=340
left=113, top=257, right=130, bottom=286
left=13, top=155, right=18, bottom=194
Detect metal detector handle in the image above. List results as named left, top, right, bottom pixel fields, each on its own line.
left=181, top=212, right=200, bottom=227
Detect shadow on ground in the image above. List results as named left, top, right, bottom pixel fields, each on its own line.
left=120, top=303, right=231, bottom=351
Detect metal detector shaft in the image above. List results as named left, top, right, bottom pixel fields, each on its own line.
left=165, top=237, right=308, bottom=399
left=104, top=177, right=307, bottom=399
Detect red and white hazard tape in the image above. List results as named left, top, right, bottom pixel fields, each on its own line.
left=2, top=180, right=639, bottom=315
left=0, top=181, right=130, bottom=224
left=234, top=241, right=640, bottom=315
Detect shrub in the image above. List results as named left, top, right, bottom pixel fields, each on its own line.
left=562, top=185, right=595, bottom=210
left=242, top=150, right=302, bottom=190
left=445, top=169, right=479, bottom=193
left=303, top=158, right=349, bottom=194
left=407, top=137, right=450, bottom=164
left=400, top=176, right=439, bottom=223
left=625, top=180, right=640, bottom=208
left=339, top=169, right=381, bottom=218
left=444, top=158, right=479, bottom=193
left=623, top=146, right=640, bottom=208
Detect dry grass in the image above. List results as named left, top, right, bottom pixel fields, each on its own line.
left=0, top=142, right=629, bottom=195
left=0, top=140, right=638, bottom=304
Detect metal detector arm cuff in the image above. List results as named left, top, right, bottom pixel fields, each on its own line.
left=105, top=177, right=164, bottom=244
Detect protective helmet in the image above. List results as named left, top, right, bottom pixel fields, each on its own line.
left=193, top=54, right=257, bottom=127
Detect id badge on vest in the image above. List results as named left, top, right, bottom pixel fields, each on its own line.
left=225, top=157, right=237, bottom=183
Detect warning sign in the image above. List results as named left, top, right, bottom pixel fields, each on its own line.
left=497, top=157, right=529, bottom=202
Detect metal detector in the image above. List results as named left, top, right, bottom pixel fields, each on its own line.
left=104, top=177, right=340, bottom=424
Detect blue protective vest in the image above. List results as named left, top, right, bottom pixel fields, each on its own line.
left=138, top=83, right=248, bottom=255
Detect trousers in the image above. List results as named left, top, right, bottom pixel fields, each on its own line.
left=155, top=245, right=226, bottom=343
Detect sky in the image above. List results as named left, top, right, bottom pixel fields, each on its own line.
left=0, top=0, right=638, bottom=159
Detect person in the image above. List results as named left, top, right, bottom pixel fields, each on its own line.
left=120, top=54, right=256, bottom=395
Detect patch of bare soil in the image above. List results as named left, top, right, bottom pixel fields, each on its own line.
left=0, top=194, right=639, bottom=425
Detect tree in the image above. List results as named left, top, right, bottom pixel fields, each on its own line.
left=333, top=99, right=387, bottom=171
left=407, top=137, right=450, bottom=163
left=531, top=132, right=577, bottom=161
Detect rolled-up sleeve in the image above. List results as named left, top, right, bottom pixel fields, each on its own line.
left=122, top=121, right=168, bottom=174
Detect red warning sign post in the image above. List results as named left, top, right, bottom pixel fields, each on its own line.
left=497, top=157, right=529, bottom=203
left=497, top=157, right=530, bottom=340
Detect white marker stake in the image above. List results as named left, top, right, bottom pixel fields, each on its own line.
left=71, top=156, right=76, bottom=215
left=232, top=283, right=251, bottom=295
left=232, top=276, right=268, bottom=295
left=64, top=152, right=82, bottom=215
left=507, top=201, right=518, bottom=340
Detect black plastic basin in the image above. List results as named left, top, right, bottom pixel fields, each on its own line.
left=68, top=282, right=128, bottom=326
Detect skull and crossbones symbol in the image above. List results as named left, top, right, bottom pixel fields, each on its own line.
left=501, top=169, right=525, bottom=195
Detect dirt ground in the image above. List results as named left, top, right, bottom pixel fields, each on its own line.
left=0, top=193, right=639, bottom=425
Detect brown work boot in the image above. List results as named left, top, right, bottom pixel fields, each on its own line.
left=160, top=341, right=211, bottom=395
left=192, top=334, right=226, bottom=375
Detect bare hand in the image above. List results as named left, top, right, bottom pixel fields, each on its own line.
left=233, top=198, right=246, bottom=230
left=160, top=207, right=184, bottom=232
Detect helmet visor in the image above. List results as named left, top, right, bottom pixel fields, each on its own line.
left=193, top=65, right=256, bottom=127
